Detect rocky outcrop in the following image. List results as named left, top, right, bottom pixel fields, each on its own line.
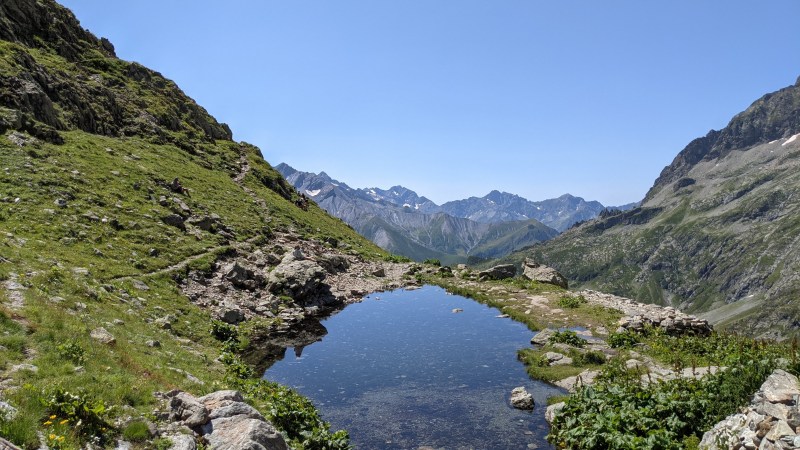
left=0, top=0, right=232, bottom=147
left=700, top=370, right=800, bottom=449
left=581, top=290, right=712, bottom=336
left=478, top=264, right=516, bottom=281
left=267, top=251, right=328, bottom=303
left=158, top=390, right=289, bottom=450
left=509, top=387, right=534, bottom=410
left=521, top=259, right=568, bottom=288
left=181, top=234, right=413, bottom=345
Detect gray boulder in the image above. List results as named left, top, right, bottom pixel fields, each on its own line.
left=224, top=262, right=262, bottom=290
left=267, top=259, right=327, bottom=301
left=90, top=327, right=116, bottom=345
left=478, top=264, right=516, bottom=281
left=168, top=392, right=208, bottom=428
left=545, top=402, right=565, bottom=424
left=163, top=434, right=196, bottom=450
left=219, top=307, right=246, bottom=325
left=204, top=416, right=288, bottom=450
left=531, top=328, right=557, bottom=346
left=317, top=254, right=349, bottom=274
left=509, top=387, right=534, bottom=410
left=162, top=214, right=186, bottom=231
left=522, top=259, right=568, bottom=289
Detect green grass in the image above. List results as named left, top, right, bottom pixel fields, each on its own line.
left=0, top=127, right=380, bottom=448
left=517, top=348, right=596, bottom=383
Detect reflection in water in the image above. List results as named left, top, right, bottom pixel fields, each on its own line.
left=261, top=285, right=564, bottom=449
left=244, top=318, right=328, bottom=372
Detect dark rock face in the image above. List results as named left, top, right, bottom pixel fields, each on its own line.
left=646, top=78, right=800, bottom=202
left=478, top=264, right=516, bottom=281
left=0, top=0, right=232, bottom=146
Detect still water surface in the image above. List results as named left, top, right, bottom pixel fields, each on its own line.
left=263, top=285, right=563, bottom=449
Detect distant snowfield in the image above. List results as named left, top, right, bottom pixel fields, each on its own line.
left=783, top=133, right=799, bottom=146
left=305, top=189, right=321, bottom=196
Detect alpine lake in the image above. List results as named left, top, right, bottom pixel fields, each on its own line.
left=262, top=285, right=564, bottom=449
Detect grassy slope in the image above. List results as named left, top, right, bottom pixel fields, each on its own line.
left=0, top=11, right=387, bottom=447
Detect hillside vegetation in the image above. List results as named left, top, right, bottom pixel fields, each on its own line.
left=508, top=78, right=800, bottom=338
left=0, top=1, right=385, bottom=448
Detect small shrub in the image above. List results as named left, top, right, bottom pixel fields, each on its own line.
left=41, top=388, right=111, bottom=443
left=423, top=258, right=441, bottom=266
left=557, top=295, right=587, bottom=309
left=383, top=254, right=410, bottom=263
left=211, top=320, right=239, bottom=343
left=573, top=350, right=606, bottom=366
left=153, top=437, right=173, bottom=450
left=56, top=340, right=86, bottom=364
left=122, top=421, right=150, bottom=442
left=608, top=330, right=641, bottom=349
left=548, top=330, right=586, bottom=348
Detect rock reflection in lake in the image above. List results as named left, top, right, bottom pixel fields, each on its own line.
left=262, top=285, right=564, bottom=449
left=245, top=318, right=328, bottom=373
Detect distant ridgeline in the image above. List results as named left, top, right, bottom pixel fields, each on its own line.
left=510, top=76, right=800, bottom=338
left=277, top=163, right=636, bottom=265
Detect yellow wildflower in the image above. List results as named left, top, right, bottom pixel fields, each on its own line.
left=48, top=434, right=56, bottom=440
left=49, top=415, right=57, bottom=419
left=58, top=436, right=65, bottom=442
left=59, top=419, right=69, bottom=425
left=43, top=421, right=52, bottom=426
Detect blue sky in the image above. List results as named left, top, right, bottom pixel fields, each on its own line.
left=60, top=1, right=800, bottom=206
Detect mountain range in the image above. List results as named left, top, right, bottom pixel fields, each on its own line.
left=506, top=76, right=800, bottom=337
left=277, top=163, right=634, bottom=264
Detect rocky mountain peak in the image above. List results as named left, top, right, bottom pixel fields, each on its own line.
left=0, top=0, right=232, bottom=147
left=645, top=79, right=800, bottom=202
left=0, top=0, right=116, bottom=61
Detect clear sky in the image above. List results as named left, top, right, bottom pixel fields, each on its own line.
left=59, top=1, right=800, bottom=206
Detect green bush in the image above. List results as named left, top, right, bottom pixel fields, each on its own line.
left=549, top=333, right=782, bottom=449
left=211, top=320, right=239, bottom=343
left=56, top=340, right=86, bottom=364
left=608, top=330, right=641, bottom=349
left=557, top=295, right=587, bottom=309
left=548, top=330, right=587, bottom=348
left=574, top=350, right=606, bottom=366
left=122, top=421, right=150, bottom=442
left=423, top=258, right=441, bottom=266
left=41, top=388, right=112, bottom=443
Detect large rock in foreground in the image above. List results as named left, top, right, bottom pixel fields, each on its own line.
left=521, top=259, right=568, bottom=289
left=160, top=390, right=289, bottom=450
left=700, top=370, right=800, bottom=449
